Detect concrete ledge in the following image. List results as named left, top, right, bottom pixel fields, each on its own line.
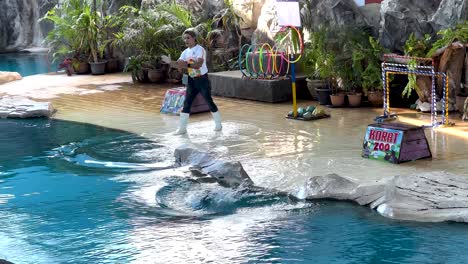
left=209, top=70, right=309, bottom=103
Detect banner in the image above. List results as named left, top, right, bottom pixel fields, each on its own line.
left=362, top=126, right=403, bottom=163
left=275, top=0, right=301, bottom=27
left=160, top=87, right=186, bottom=114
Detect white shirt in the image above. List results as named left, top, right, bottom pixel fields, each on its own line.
left=178, top=44, right=208, bottom=77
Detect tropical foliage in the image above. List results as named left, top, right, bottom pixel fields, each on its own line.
left=40, top=0, right=90, bottom=63
left=41, top=0, right=129, bottom=64
left=427, top=21, right=468, bottom=57
left=304, top=26, right=385, bottom=94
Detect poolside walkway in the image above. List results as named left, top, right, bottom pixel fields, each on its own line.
left=1, top=72, right=467, bottom=190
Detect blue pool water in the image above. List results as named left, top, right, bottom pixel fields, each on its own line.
left=1, top=118, right=468, bottom=264
left=0, top=53, right=56, bottom=77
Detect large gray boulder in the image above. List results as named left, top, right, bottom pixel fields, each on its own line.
left=302, top=172, right=468, bottom=223
left=302, top=174, right=386, bottom=206
left=0, top=96, right=54, bottom=118
left=373, top=172, right=468, bottom=222
left=300, top=0, right=370, bottom=30
left=174, top=145, right=254, bottom=188
left=380, top=0, right=468, bottom=52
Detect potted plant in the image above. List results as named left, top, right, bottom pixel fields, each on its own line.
left=353, top=37, right=387, bottom=106
left=307, top=28, right=333, bottom=105
left=341, top=27, right=377, bottom=107
left=124, top=55, right=145, bottom=83
left=338, top=60, right=361, bottom=107
left=146, top=56, right=166, bottom=83
left=303, top=40, right=325, bottom=100
left=362, top=62, right=383, bottom=106
left=427, top=22, right=467, bottom=114
left=162, top=47, right=184, bottom=83
left=399, top=33, right=433, bottom=102
left=40, top=0, right=91, bottom=74
left=71, top=52, right=91, bottom=74
left=79, top=1, right=107, bottom=75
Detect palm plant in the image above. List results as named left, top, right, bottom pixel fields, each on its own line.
left=76, top=3, right=104, bottom=63
left=352, top=36, right=387, bottom=95
left=40, top=0, right=89, bottom=63
left=307, top=28, right=338, bottom=92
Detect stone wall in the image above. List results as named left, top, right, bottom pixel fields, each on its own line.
left=380, top=0, right=468, bottom=52
left=1, top=0, right=466, bottom=53
left=0, top=0, right=133, bottom=53
left=0, top=0, right=58, bottom=52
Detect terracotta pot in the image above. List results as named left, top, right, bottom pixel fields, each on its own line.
left=347, top=93, right=362, bottom=107
left=73, top=61, right=90, bottom=74
left=330, top=93, right=345, bottom=106
left=368, top=91, right=383, bottom=106
left=105, top=59, right=120, bottom=73
left=147, top=69, right=165, bottom=83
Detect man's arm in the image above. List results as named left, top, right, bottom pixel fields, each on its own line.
left=189, top=57, right=204, bottom=69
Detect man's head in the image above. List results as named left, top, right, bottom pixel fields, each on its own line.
left=182, top=28, right=198, bottom=48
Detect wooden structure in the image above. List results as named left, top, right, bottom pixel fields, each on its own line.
left=362, top=122, right=431, bottom=164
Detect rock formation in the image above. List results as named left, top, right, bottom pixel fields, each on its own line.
left=1, top=0, right=466, bottom=55
left=0, top=0, right=134, bottom=52
left=380, top=0, right=468, bottom=52
left=0, top=96, right=55, bottom=118
left=174, top=145, right=254, bottom=188
left=177, top=146, right=468, bottom=223
left=0, top=71, right=22, bottom=85
left=0, top=0, right=58, bottom=52
left=301, top=172, right=468, bottom=223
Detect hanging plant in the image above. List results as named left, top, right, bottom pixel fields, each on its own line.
left=401, top=33, right=432, bottom=98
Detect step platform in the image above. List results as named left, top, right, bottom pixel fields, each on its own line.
left=209, top=70, right=309, bottom=103
left=362, top=122, right=431, bottom=164
left=160, top=87, right=209, bottom=114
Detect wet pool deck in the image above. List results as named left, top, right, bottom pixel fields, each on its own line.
left=1, top=72, right=467, bottom=190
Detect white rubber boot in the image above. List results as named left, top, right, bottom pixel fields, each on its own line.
left=174, top=112, right=189, bottom=135
left=212, top=111, right=222, bottom=131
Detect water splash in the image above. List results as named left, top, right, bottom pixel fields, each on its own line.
left=45, top=134, right=174, bottom=172
left=153, top=176, right=309, bottom=217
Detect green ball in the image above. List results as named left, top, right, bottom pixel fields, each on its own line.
left=297, top=107, right=305, bottom=117
left=303, top=111, right=313, bottom=119
left=306, top=105, right=316, bottom=113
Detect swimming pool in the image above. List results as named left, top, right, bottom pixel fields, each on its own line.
left=0, top=53, right=55, bottom=77
left=1, top=118, right=467, bottom=264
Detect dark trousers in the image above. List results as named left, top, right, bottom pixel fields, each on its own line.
left=182, top=74, right=218, bottom=113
